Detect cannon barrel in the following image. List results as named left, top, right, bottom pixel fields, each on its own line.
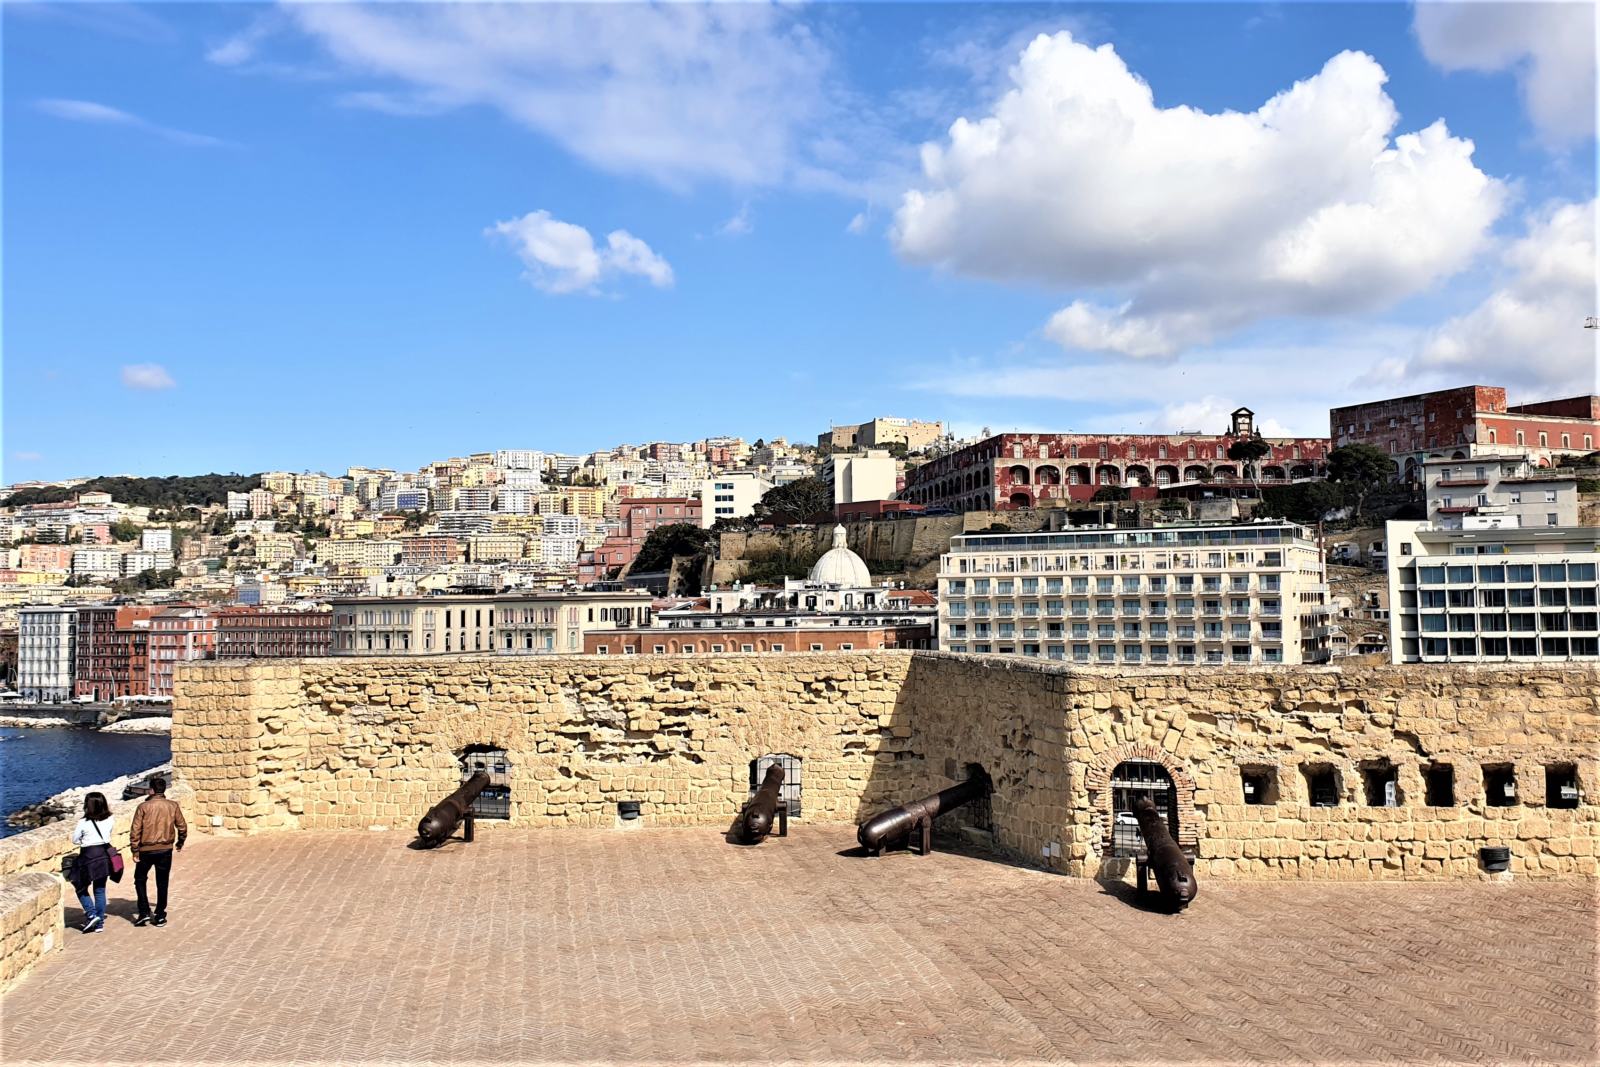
left=417, top=771, right=491, bottom=847
left=1133, top=796, right=1198, bottom=909
left=857, top=773, right=988, bottom=853
left=736, top=764, right=785, bottom=844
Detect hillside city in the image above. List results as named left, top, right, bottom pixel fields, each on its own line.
left=5, top=384, right=1598, bottom=703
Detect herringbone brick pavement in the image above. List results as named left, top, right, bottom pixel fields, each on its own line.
left=1, top=827, right=1594, bottom=1064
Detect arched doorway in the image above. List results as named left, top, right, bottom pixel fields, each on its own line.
left=1107, top=760, right=1178, bottom=856
left=1008, top=465, right=1031, bottom=485
left=751, top=753, right=802, bottom=816
left=1009, top=491, right=1032, bottom=509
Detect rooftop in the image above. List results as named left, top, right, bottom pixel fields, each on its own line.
left=3, top=827, right=1593, bottom=1064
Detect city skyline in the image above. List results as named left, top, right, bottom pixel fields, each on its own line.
left=4, top=2, right=1596, bottom=484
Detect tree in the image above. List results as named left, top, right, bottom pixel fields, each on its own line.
left=1091, top=485, right=1129, bottom=503
left=1328, top=444, right=1397, bottom=520
left=109, top=519, right=141, bottom=542
left=751, top=477, right=832, bottom=526
left=1255, top=481, right=1347, bottom=525
left=1226, top=437, right=1272, bottom=483
left=632, top=523, right=711, bottom=574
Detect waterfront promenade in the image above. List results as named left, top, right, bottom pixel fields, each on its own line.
left=2, top=826, right=1594, bottom=1064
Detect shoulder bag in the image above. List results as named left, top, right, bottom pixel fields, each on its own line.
left=94, top=821, right=125, bottom=882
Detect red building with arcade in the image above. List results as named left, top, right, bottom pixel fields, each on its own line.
left=902, top=409, right=1329, bottom=512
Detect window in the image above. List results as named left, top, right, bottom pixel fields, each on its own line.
left=1540, top=763, right=1581, bottom=810
left=1109, top=760, right=1176, bottom=857
left=1483, top=764, right=1517, bottom=807
left=751, top=754, right=802, bottom=817
left=1302, top=764, right=1340, bottom=807
left=1241, top=767, right=1278, bottom=805
left=459, top=745, right=511, bottom=819
left=1362, top=762, right=1401, bottom=807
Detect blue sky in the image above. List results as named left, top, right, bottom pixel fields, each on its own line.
left=3, top=2, right=1595, bottom=482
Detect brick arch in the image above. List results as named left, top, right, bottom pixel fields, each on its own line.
left=1083, top=742, right=1199, bottom=849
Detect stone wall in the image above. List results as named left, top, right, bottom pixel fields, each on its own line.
left=172, top=652, right=1600, bottom=881
left=174, top=656, right=921, bottom=834
left=0, top=873, right=61, bottom=993
left=902, top=654, right=1600, bottom=880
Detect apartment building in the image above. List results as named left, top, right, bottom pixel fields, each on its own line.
left=215, top=606, right=333, bottom=659
left=821, top=451, right=897, bottom=509
left=140, top=528, right=173, bottom=553
left=399, top=535, right=467, bottom=566
left=1423, top=454, right=1580, bottom=530
left=329, top=591, right=652, bottom=655
left=938, top=521, right=1329, bottom=665
left=74, top=604, right=159, bottom=700
left=699, top=472, right=772, bottom=527
left=1387, top=521, right=1600, bottom=663
left=71, top=548, right=122, bottom=579
left=577, top=497, right=702, bottom=583
left=17, top=605, right=77, bottom=702
left=147, top=606, right=218, bottom=697
left=1332, top=386, right=1600, bottom=483
left=320, top=538, right=403, bottom=570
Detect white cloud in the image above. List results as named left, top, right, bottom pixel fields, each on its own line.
left=893, top=35, right=1504, bottom=358
left=486, top=211, right=673, bottom=295
left=12, top=451, right=44, bottom=463
left=1414, top=2, right=1597, bottom=145
left=269, top=3, right=834, bottom=188
left=846, top=212, right=869, bottom=235
left=718, top=203, right=753, bottom=237
left=121, top=364, right=176, bottom=390
left=1408, top=198, right=1598, bottom=399
left=35, top=98, right=230, bottom=148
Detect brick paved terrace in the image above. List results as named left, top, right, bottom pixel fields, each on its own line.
left=3, top=826, right=1595, bottom=1065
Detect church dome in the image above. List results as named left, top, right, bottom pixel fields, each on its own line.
left=808, top=525, right=872, bottom=587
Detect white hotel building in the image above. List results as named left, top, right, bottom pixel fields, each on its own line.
left=1387, top=521, right=1600, bottom=663
left=938, top=521, right=1329, bottom=665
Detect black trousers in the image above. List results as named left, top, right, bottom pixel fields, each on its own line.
left=135, top=849, right=173, bottom=918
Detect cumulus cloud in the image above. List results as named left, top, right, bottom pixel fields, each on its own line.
left=486, top=211, right=673, bottom=295
left=256, top=3, right=834, bottom=188
left=1408, top=198, right=1598, bottom=399
left=121, top=364, right=176, bottom=390
left=1414, top=2, right=1597, bottom=145
left=893, top=35, right=1504, bottom=358
left=35, top=98, right=230, bottom=148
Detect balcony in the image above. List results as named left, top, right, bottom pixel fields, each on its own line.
left=1435, top=478, right=1489, bottom=488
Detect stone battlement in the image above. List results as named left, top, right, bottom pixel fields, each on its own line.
left=171, top=652, right=1600, bottom=880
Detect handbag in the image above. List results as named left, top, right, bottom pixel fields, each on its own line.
left=93, top=821, right=125, bottom=883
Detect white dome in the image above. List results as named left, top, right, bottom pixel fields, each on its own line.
left=808, top=525, right=872, bottom=587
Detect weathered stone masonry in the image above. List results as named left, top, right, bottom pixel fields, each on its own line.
left=172, top=652, right=1600, bottom=881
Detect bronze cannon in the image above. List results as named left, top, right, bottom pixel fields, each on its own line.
left=736, top=764, right=786, bottom=844
left=857, top=772, right=989, bottom=856
left=417, top=771, right=491, bottom=848
left=1133, top=796, right=1198, bottom=909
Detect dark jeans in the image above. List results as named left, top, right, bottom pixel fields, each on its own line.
left=135, top=849, right=173, bottom=919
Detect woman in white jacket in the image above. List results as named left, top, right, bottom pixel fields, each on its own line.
left=69, top=792, right=115, bottom=933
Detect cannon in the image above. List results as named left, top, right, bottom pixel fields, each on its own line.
left=736, top=764, right=786, bottom=844
left=417, top=771, right=491, bottom=848
left=1133, top=796, right=1197, bottom=909
left=857, top=771, right=989, bottom=856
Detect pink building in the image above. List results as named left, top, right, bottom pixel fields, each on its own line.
left=147, top=606, right=218, bottom=697
left=577, top=497, right=702, bottom=583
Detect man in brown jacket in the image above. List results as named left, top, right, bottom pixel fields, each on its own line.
left=129, top=776, right=187, bottom=927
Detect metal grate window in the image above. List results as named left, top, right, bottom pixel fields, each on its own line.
left=1109, top=760, right=1177, bottom=857
left=751, top=754, right=802, bottom=818
left=460, top=744, right=511, bottom=820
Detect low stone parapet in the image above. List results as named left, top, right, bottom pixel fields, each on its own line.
left=0, top=872, right=62, bottom=993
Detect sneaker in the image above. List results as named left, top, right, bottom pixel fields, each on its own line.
left=153, top=915, right=167, bottom=927
left=133, top=915, right=151, bottom=927
left=79, top=917, right=97, bottom=933
left=82, top=915, right=104, bottom=933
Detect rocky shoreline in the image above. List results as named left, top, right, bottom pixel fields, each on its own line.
left=0, top=711, right=172, bottom=733
left=4, top=762, right=173, bottom=832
